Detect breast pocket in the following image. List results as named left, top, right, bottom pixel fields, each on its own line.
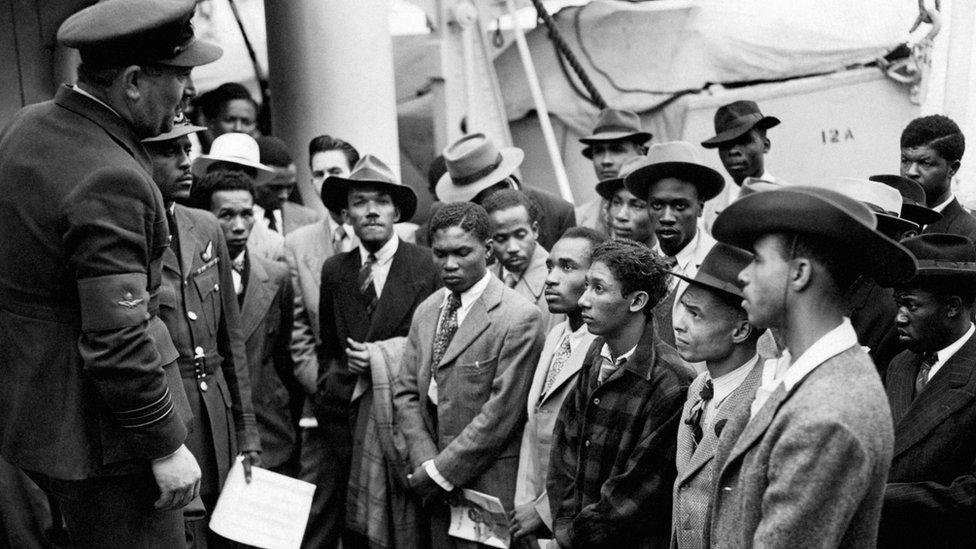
left=456, top=358, right=498, bottom=410
left=191, top=265, right=221, bottom=336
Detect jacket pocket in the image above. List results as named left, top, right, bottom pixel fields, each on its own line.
left=456, top=358, right=497, bottom=408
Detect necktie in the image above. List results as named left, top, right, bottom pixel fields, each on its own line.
left=428, top=292, right=462, bottom=404
left=914, top=352, right=938, bottom=398
left=333, top=225, right=346, bottom=253
left=504, top=272, right=519, bottom=288
left=541, top=336, right=573, bottom=399
left=166, top=209, right=181, bottom=267
left=598, top=354, right=625, bottom=384
left=267, top=208, right=279, bottom=232
left=359, top=253, right=378, bottom=317
left=685, top=378, right=714, bottom=444
left=662, top=255, right=678, bottom=269
left=662, top=255, right=679, bottom=291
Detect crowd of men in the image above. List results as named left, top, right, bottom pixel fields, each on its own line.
left=0, top=1, right=975, bottom=548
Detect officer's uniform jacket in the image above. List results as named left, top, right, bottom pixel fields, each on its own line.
left=0, top=86, right=191, bottom=479
left=159, top=204, right=259, bottom=495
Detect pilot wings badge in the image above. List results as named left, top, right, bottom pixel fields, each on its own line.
left=118, top=291, right=144, bottom=309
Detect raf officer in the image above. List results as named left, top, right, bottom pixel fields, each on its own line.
left=0, top=1, right=221, bottom=547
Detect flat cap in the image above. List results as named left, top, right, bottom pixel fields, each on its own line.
left=58, top=0, right=222, bottom=67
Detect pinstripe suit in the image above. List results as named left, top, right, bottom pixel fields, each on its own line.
left=879, top=331, right=976, bottom=548
left=672, top=361, right=762, bottom=549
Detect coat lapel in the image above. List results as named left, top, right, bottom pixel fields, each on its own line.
left=366, top=243, right=419, bottom=341
left=176, top=207, right=200, bottom=281
left=886, top=351, right=920, bottom=426
left=526, top=325, right=563, bottom=413
left=893, top=333, right=976, bottom=458
left=539, top=330, right=594, bottom=405
left=301, top=220, right=333, bottom=278
left=676, top=374, right=706, bottom=475
left=521, top=247, right=549, bottom=301
left=436, top=277, right=501, bottom=368
left=240, top=255, right=277, bottom=339
left=721, top=382, right=788, bottom=470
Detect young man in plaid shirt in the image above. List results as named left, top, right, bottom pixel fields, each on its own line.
left=547, top=239, right=693, bottom=548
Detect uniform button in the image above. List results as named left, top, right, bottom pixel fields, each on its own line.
left=593, top=397, right=600, bottom=405
left=214, top=283, right=219, bottom=291
left=584, top=440, right=590, bottom=447
left=187, top=311, right=197, bottom=320
left=195, top=346, right=204, bottom=356
left=722, top=486, right=732, bottom=492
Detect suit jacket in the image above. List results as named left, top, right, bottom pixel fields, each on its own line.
left=672, top=361, right=762, bottom=549
left=281, top=201, right=321, bottom=235
left=515, top=321, right=597, bottom=531
left=493, top=245, right=563, bottom=334
left=524, top=187, right=577, bottom=251
left=283, top=218, right=359, bottom=393
left=240, top=253, right=303, bottom=470
left=879, top=332, right=976, bottom=548
left=709, top=346, right=894, bottom=548
left=248, top=217, right=285, bottom=262
left=922, top=197, right=976, bottom=242
left=0, top=86, right=188, bottom=479
left=575, top=196, right=610, bottom=237
left=394, top=276, right=544, bottom=510
left=548, top=321, right=692, bottom=549
left=159, top=205, right=260, bottom=496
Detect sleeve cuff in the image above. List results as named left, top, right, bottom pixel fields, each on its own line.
left=423, top=460, right=455, bottom=491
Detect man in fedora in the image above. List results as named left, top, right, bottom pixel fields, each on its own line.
left=870, top=174, right=942, bottom=232
left=625, top=141, right=724, bottom=347
left=670, top=243, right=764, bottom=549
left=708, top=186, right=915, bottom=547
left=436, top=133, right=576, bottom=251
left=577, top=108, right=652, bottom=236
left=701, top=100, right=781, bottom=234
left=315, top=155, right=441, bottom=547
left=192, top=132, right=283, bottom=261
left=146, top=128, right=262, bottom=546
left=900, top=115, right=976, bottom=241
left=880, top=233, right=976, bottom=548
left=0, top=0, right=222, bottom=545
left=596, top=155, right=656, bottom=248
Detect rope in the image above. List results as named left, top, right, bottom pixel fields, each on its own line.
left=529, top=0, right=607, bottom=109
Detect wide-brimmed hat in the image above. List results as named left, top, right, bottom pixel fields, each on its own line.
left=869, top=174, right=942, bottom=226
left=814, top=177, right=919, bottom=238
left=672, top=242, right=754, bottom=300
left=191, top=133, right=274, bottom=185
left=595, top=156, right=653, bottom=200
left=900, top=233, right=976, bottom=282
left=712, top=185, right=917, bottom=286
left=436, top=134, right=524, bottom=203
left=142, top=118, right=206, bottom=143
left=322, top=154, right=417, bottom=221
left=701, top=100, right=780, bottom=149
left=58, top=0, right=222, bottom=68
left=624, top=141, right=725, bottom=202
left=580, top=108, right=652, bottom=158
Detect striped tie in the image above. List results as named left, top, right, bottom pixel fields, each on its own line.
left=359, top=253, right=378, bottom=317
left=914, top=352, right=938, bottom=398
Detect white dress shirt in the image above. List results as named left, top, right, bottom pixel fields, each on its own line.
left=231, top=250, right=246, bottom=296
left=750, top=318, right=859, bottom=418
left=932, top=194, right=955, bottom=214
left=597, top=342, right=638, bottom=383
left=357, top=236, right=399, bottom=297
left=926, top=322, right=975, bottom=382
left=702, top=355, right=758, bottom=429
left=424, top=272, right=494, bottom=492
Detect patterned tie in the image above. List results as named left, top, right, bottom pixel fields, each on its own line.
left=504, top=272, right=519, bottom=288
left=914, top=352, right=938, bottom=398
left=359, top=253, right=378, bottom=317
left=541, top=336, right=573, bottom=399
left=685, top=378, right=714, bottom=444
left=662, top=255, right=679, bottom=291
left=427, top=292, right=462, bottom=404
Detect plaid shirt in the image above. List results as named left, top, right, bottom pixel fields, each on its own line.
left=547, top=320, right=692, bottom=548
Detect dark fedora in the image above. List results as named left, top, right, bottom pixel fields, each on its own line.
left=322, top=154, right=417, bottom=220
left=700, top=100, right=780, bottom=149
left=671, top=242, right=754, bottom=300
left=624, top=141, right=725, bottom=202
left=595, top=156, right=652, bottom=200
left=815, top=177, right=919, bottom=239
left=869, top=174, right=942, bottom=226
left=900, top=233, right=976, bottom=281
left=712, top=185, right=917, bottom=286
left=580, top=108, right=652, bottom=158
left=58, top=0, right=222, bottom=68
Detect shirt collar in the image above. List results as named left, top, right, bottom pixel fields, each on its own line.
left=932, top=194, right=955, bottom=213
left=554, top=320, right=592, bottom=352
left=654, top=229, right=701, bottom=269
left=72, top=85, right=122, bottom=119
left=764, top=317, right=859, bottom=392
left=327, top=214, right=353, bottom=236
left=444, top=271, right=492, bottom=309
left=358, top=235, right=398, bottom=266
left=709, top=355, right=759, bottom=404
left=934, top=322, right=975, bottom=365
left=600, top=342, right=638, bottom=366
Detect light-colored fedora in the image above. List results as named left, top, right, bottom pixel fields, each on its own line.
left=191, top=133, right=274, bottom=185
left=624, top=141, right=726, bottom=202
left=436, top=133, right=524, bottom=204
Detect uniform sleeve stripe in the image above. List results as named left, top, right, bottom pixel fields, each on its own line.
left=125, top=401, right=175, bottom=429
left=116, top=388, right=170, bottom=416
left=115, top=387, right=174, bottom=428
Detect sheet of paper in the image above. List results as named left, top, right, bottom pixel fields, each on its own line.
left=209, top=456, right=316, bottom=549
left=449, top=488, right=510, bottom=548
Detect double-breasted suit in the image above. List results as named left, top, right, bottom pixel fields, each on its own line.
left=395, top=275, right=544, bottom=547
left=158, top=205, right=260, bottom=502
left=672, top=362, right=762, bottom=549
left=709, top=345, right=893, bottom=548
left=514, top=322, right=597, bottom=533
left=239, top=252, right=302, bottom=473
left=879, top=331, right=976, bottom=548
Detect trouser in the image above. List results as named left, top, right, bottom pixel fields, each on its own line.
left=0, top=456, right=60, bottom=549
left=298, top=423, right=351, bottom=549
left=26, top=467, right=184, bottom=549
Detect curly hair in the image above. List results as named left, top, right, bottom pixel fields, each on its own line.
left=429, top=202, right=491, bottom=242
left=480, top=189, right=541, bottom=223
left=901, top=114, right=965, bottom=162
left=591, top=239, right=670, bottom=315
left=188, top=170, right=254, bottom=211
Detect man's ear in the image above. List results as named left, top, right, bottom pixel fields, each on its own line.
left=949, top=159, right=962, bottom=178
left=790, top=257, right=813, bottom=292
left=341, top=209, right=350, bottom=224
left=943, top=295, right=963, bottom=319
left=630, top=290, right=650, bottom=314
left=531, top=220, right=540, bottom=238
left=730, top=319, right=754, bottom=345
left=393, top=206, right=401, bottom=224
left=121, top=65, right=143, bottom=101
left=762, top=135, right=771, bottom=154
